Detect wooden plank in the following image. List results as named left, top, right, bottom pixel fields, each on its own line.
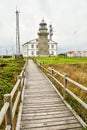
left=21, top=122, right=82, bottom=129
left=22, top=106, right=67, bottom=111
left=21, top=128, right=82, bottom=130
left=21, top=110, right=73, bottom=117
left=23, top=100, right=63, bottom=104
left=20, top=125, right=82, bottom=130
left=5, top=125, right=11, bottom=130
left=21, top=116, right=76, bottom=124
left=24, top=95, right=58, bottom=98
left=21, top=111, right=74, bottom=120
left=0, top=102, right=9, bottom=125
left=22, top=105, right=67, bottom=111
left=22, top=104, right=66, bottom=110
left=22, top=109, right=70, bottom=114
left=21, top=119, right=81, bottom=127
left=23, top=103, right=65, bottom=107
left=24, top=97, right=60, bottom=100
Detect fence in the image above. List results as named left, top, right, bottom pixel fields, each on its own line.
left=34, top=59, right=87, bottom=127
left=0, top=64, right=26, bottom=130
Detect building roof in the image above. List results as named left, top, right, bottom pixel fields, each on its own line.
left=48, top=40, right=57, bottom=44
left=39, top=19, right=47, bottom=26
left=22, top=38, right=57, bottom=46
left=22, top=38, right=38, bottom=46
left=67, top=51, right=74, bottom=54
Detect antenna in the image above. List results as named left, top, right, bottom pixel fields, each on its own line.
left=16, top=8, right=20, bottom=55
left=49, top=24, right=53, bottom=41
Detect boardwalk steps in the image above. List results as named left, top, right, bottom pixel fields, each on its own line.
left=20, top=60, right=83, bottom=130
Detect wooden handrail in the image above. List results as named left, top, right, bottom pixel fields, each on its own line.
left=0, top=64, right=26, bottom=130
left=12, top=92, right=21, bottom=119
left=48, top=74, right=87, bottom=109
left=66, top=77, right=87, bottom=91
left=0, top=103, right=9, bottom=125
left=49, top=67, right=87, bottom=92
left=10, top=79, right=21, bottom=99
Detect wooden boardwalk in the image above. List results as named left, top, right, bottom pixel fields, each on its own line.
left=20, top=60, right=83, bottom=130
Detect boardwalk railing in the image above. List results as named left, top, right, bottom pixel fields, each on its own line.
left=0, top=64, right=26, bottom=130
left=34, top=59, right=87, bottom=127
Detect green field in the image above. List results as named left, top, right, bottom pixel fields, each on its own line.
left=36, top=56, right=87, bottom=64
left=0, top=58, right=25, bottom=109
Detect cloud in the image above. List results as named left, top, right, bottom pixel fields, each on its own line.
left=37, top=0, right=51, bottom=16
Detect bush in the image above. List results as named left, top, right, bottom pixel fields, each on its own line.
left=0, top=58, right=25, bottom=109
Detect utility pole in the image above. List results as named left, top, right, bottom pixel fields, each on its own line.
left=16, top=9, right=20, bottom=56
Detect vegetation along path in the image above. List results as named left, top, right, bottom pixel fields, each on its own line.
left=20, top=60, right=83, bottom=130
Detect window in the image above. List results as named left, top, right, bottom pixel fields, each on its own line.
left=36, top=51, right=38, bottom=55
left=51, top=44, right=54, bottom=49
left=31, top=51, right=34, bottom=56
left=52, top=51, right=54, bottom=55
left=31, top=44, right=34, bottom=48
left=36, top=45, right=38, bottom=48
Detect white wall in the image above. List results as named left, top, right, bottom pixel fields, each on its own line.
left=22, top=41, right=57, bottom=57
left=67, top=51, right=87, bottom=57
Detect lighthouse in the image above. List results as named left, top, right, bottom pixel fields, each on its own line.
left=22, top=19, right=58, bottom=57
left=38, top=19, right=49, bottom=56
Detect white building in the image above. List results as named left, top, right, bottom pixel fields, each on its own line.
left=67, top=51, right=87, bottom=57
left=22, top=20, right=58, bottom=57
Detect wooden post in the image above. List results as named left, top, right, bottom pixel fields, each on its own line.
left=42, top=62, right=44, bottom=72
left=22, top=68, right=25, bottom=86
left=51, top=69, right=54, bottom=81
left=4, top=94, right=13, bottom=130
left=52, top=69, right=54, bottom=76
left=27, top=57, right=28, bottom=65
left=18, top=75, right=22, bottom=102
left=63, top=74, right=67, bottom=100
left=25, top=62, right=28, bottom=78
left=40, top=63, right=41, bottom=70
left=22, top=70, right=25, bottom=87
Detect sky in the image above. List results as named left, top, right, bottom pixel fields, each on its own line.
left=0, top=0, right=87, bottom=55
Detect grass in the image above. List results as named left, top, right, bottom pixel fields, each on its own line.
left=35, top=56, right=87, bottom=87
left=36, top=56, right=87, bottom=64
left=0, top=57, right=25, bottom=110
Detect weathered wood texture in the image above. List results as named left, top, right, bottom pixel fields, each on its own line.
left=20, top=60, right=83, bottom=130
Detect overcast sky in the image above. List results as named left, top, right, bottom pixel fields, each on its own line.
left=0, top=0, right=87, bottom=54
